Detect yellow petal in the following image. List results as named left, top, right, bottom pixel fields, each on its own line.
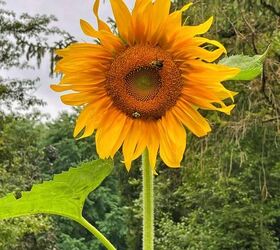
left=181, top=78, right=237, bottom=103
left=181, top=2, right=193, bottom=12
left=61, top=91, right=106, bottom=106
left=191, top=37, right=226, bottom=54
left=93, top=0, right=111, bottom=32
left=81, top=103, right=112, bottom=139
left=182, top=89, right=236, bottom=115
left=110, top=118, right=134, bottom=158
left=51, top=80, right=106, bottom=92
left=56, top=43, right=112, bottom=60
left=109, top=0, right=132, bottom=44
left=165, top=16, right=214, bottom=50
left=165, top=2, right=193, bottom=31
left=55, top=59, right=108, bottom=73
left=80, top=19, right=124, bottom=52
left=131, top=0, right=151, bottom=44
left=80, top=19, right=100, bottom=37
left=173, top=99, right=211, bottom=137
left=60, top=74, right=106, bottom=85
left=133, top=0, right=150, bottom=11
left=50, top=84, right=71, bottom=92
left=74, top=97, right=111, bottom=138
left=74, top=103, right=96, bottom=137
left=181, top=16, right=213, bottom=37
left=122, top=120, right=143, bottom=171
left=173, top=46, right=225, bottom=62
left=96, top=108, right=127, bottom=159
left=147, top=0, right=171, bottom=45
left=147, top=122, right=159, bottom=171
left=180, top=60, right=240, bottom=103
left=181, top=62, right=240, bottom=83
left=132, top=122, right=148, bottom=161
left=158, top=111, right=186, bottom=168
left=180, top=59, right=240, bottom=80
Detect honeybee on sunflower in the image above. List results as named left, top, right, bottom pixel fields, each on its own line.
left=51, top=0, right=239, bottom=171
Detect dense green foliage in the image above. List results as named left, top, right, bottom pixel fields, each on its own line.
left=1, top=0, right=279, bottom=249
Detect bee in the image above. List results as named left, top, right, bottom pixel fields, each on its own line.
left=150, top=59, right=164, bottom=70
left=132, top=111, right=141, bottom=118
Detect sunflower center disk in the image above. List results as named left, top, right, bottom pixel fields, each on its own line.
left=125, top=67, right=161, bottom=101
left=106, top=45, right=183, bottom=120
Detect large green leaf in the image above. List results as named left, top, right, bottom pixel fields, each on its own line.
left=0, top=159, right=113, bottom=221
left=219, top=48, right=269, bottom=81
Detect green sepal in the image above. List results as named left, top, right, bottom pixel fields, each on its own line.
left=219, top=47, right=269, bottom=81
left=0, top=159, right=113, bottom=221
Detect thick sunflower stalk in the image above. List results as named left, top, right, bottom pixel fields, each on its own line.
left=142, top=149, right=154, bottom=250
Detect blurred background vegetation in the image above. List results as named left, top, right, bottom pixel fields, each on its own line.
left=0, top=0, right=279, bottom=249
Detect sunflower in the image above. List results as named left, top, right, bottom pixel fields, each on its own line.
left=51, top=0, right=239, bottom=171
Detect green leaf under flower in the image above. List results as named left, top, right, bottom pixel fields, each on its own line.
left=0, top=159, right=113, bottom=221
left=219, top=47, right=269, bottom=81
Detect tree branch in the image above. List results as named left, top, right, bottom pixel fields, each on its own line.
left=260, top=0, right=280, bottom=17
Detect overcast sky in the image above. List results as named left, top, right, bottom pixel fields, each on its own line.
left=3, top=0, right=134, bottom=118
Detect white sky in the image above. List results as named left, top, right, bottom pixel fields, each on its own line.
left=2, top=0, right=134, bottom=118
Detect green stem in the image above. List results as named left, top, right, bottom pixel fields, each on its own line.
left=79, top=217, right=116, bottom=250
left=142, top=148, right=154, bottom=250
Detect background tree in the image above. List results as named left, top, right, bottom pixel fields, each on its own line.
left=0, top=0, right=74, bottom=248
left=0, top=0, right=74, bottom=114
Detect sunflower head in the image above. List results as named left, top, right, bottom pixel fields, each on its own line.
left=51, top=0, right=240, bottom=171
left=106, top=45, right=183, bottom=120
